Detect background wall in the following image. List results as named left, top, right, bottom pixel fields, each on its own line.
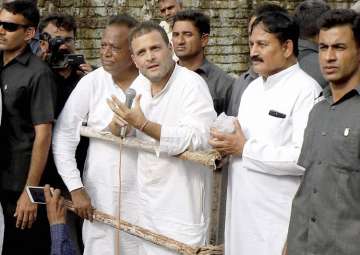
left=34, top=0, right=356, bottom=75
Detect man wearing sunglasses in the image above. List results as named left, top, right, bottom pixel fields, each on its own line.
left=0, top=1, right=56, bottom=254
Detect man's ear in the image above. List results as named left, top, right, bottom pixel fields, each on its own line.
left=168, top=42, right=173, bottom=52
left=282, top=39, right=294, bottom=59
left=131, top=54, right=140, bottom=69
left=24, top=27, right=36, bottom=42
left=201, top=33, right=209, bottom=48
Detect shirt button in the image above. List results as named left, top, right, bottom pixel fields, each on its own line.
left=321, top=132, right=327, bottom=136
left=311, top=217, right=316, bottom=222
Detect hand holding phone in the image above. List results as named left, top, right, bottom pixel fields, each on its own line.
left=26, top=186, right=48, bottom=204
left=44, top=184, right=66, bottom=225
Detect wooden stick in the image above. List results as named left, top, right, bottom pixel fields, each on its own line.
left=64, top=200, right=223, bottom=255
left=80, top=126, right=221, bottom=170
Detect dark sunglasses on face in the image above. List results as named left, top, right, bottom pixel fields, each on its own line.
left=0, top=21, right=29, bottom=32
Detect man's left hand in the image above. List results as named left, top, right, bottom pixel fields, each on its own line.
left=209, top=120, right=246, bottom=157
left=14, top=190, right=38, bottom=229
left=107, top=94, right=146, bottom=130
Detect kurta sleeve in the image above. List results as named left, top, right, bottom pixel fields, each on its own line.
left=52, top=75, right=92, bottom=192
left=160, top=76, right=217, bottom=155
left=241, top=85, right=319, bottom=176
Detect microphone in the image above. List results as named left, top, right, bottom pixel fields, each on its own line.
left=120, top=88, right=136, bottom=138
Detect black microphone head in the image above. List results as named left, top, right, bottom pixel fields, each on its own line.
left=125, top=88, right=136, bottom=108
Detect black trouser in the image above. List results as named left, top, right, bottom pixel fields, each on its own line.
left=0, top=190, right=51, bottom=255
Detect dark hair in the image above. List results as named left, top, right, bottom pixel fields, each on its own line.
left=39, top=13, right=77, bottom=35
left=172, top=10, right=210, bottom=35
left=128, top=21, right=169, bottom=49
left=108, top=14, right=138, bottom=29
left=318, top=9, right=360, bottom=46
left=251, top=3, right=288, bottom=19
left=251, top=11, right=299, bottom=56
left=2, top=0, right=40, bottom=27
left=294, top=0, right=331, bottom=39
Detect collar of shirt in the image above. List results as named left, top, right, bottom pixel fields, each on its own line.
left=320, top=83, right=360, bottom=105
left=243, top=67, right=258, bottom=81
left=0, top=44, right=32, bottom=68
left=160, top=20, right=171, bottom=34
left=298, top=39, right=318, bottom=53
left=141, top=62, right=178, bottom=99
left=195, top=58, right=211, bottom=78
left=261, top=63, right=300, bottom=90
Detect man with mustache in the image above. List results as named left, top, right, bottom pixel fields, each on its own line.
left=107, top=21, right=216, bottom=255
left=209, top=11, right=321, bottom=255
left=227, top=3, right=287, bottom=116
left=53, top=14, right=140, bottom=255
left=285, top=9, right=360, bottom=255
left=0, top=1, right=56, bottom=254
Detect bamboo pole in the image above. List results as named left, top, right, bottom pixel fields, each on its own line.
left=79, top=126, right=224, bottom=254
left=64, top=200, right=223, bottom=255
left=80, top=126, right=221, bottom=169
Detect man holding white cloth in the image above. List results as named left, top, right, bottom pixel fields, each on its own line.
left=108, top=21, right=216, bottom=255
left=210, top=11, right=322, bottom=255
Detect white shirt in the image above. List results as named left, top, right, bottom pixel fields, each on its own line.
left=225, top=63, right=322, bottom=255
left=53, top=67, right=139, bottom=255
left=132, top=65, right=217, bottom=254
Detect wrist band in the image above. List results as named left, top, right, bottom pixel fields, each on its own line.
left=139, top=119, right=149, bottom=132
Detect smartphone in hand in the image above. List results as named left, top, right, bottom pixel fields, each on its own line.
left=26, top=186, right=50, bottom=204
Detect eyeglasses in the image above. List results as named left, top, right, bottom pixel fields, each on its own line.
left=0, top=21, right=29, bottom=32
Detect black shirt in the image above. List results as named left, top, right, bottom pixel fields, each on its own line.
left=195, top=58, right=234, bottom=115
left=0, top=45, right=57, bottom=192
left=288, top=86, right=360, bottom=255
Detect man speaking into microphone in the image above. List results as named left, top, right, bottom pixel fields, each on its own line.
left=52, top=14, right=140, bottom=255
left=107, top=21, right=216, bottom=255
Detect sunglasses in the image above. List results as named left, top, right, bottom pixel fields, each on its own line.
left=0, top=21, right=29, bottom=32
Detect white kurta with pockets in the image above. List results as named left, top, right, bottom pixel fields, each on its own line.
left=225, top=64, right=322, bottom=255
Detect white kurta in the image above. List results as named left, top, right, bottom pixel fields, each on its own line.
left=131, top=65, right=217, bottom=255
left=225, top=64, right=322, bottom=255
left=52, top=67, right=139, bottom=255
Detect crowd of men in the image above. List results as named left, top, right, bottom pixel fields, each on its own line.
left=0, top=0, right=360, bottom=255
